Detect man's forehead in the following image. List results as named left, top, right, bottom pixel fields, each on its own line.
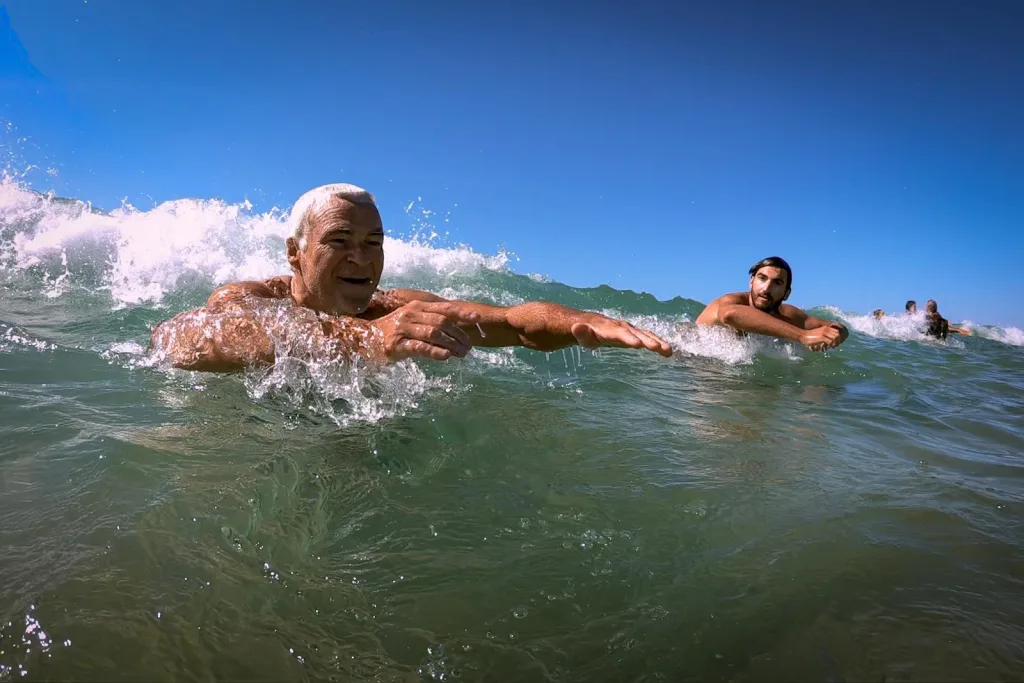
left=754, top=266, right=785, bottom=278
left=310, top=197, right=383, bottom=232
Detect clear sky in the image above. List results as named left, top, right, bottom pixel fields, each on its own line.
left=2, top=0, right=1022, bottom=326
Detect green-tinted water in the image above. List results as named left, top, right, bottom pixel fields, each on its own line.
left=2, top=186, right=1023, bottom=681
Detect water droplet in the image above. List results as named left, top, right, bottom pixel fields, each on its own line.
left=512, top=607, right=528, bottom=619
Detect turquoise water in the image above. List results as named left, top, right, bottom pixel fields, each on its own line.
left=2, top=183, right=1023, bottom=681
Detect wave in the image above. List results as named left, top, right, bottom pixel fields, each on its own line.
left=829, top=306, right=1022, bottom=348
left=2, top=178, right=1021, bottom=355
left=0, top=181, right=511, bottom=308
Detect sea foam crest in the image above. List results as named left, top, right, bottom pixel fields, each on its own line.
left=603, top=311, right=802, bottom=365
left=0, top=179, right=510, bottom=308
left=961, top=321, right=1024, bottom=347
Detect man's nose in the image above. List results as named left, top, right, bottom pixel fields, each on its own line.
left=346, top=246, right=374, bottom=267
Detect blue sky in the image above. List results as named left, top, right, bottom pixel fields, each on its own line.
left=2, top=0, right=1022, bottom=326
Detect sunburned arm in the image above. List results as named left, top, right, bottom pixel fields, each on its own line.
left=382, top=289, right=671, bottom=355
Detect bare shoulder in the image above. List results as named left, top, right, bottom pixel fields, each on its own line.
left=778, top=303, right=808, bottom=322
left=361, top=288, right=448, bottom=320
left=206, top=276, right=292, bottom=310
left=696, top=292, right=747, bottom=325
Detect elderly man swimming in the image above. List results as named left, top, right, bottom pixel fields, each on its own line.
left=149, top=184, right=672, bottom=371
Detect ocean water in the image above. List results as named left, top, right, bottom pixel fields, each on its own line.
left=1, top=179, right=1023, bottom=682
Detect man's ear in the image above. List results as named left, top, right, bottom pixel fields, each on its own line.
left=783, top=287, right=791, bottom=302
left=286, top=237, right=301, bottom=272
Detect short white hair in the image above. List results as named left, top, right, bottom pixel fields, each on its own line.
left=289, top=183, right=377, bottom=246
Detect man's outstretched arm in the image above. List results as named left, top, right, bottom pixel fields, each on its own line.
left=716, top=303, right=808, bottom=343
left=780, top=304, right=850, bottom=344
left=381, top=289, right=673, bottom=357
left=704, top=299, right=842, bottom=351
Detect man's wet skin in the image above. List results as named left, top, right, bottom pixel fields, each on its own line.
left=150, top=184, right=674, bottom=372
left=695, top=256, right=849, bottom=352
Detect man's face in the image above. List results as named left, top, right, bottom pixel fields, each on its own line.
left=287, top=197, right=385, bottom=315
left=749, top=266, right=790, bottom=313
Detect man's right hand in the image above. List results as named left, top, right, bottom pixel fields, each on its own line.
left=370, top=301, right=482, bottom=361
left=799, top=325, right=843, bottom=352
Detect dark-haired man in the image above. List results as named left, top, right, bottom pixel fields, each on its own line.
left=906, top=300, right=917, bottom=314
left=696, top=256, right=849, bottom=352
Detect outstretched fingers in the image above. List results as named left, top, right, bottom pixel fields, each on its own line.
left=630, top=326, right=673, bottom=357
left=571, top=321, right=673, bottom=357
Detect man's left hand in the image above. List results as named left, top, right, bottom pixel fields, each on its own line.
left=570, top=314, right=673, bottom=357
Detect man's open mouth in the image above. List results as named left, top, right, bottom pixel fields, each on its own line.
left=339, top=277, right=372, bottom=285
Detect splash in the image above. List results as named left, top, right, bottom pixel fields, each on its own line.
left=0, top=178, right=510, bottom=308
left=0, top=321, right=57, bottom=353
left=242, top=352, right=452, bottom=428
left=834, top=308, right=973, bottom=348
left=834, top=308, right=935, bottom=342
left=961, top=321, right=1024, bottom=347
left=600, top=311, right=803, bottom=365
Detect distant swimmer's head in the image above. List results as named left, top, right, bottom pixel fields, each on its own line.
left=286, top=183, right=384, bottom=315
left=872, top=309, right=884, bottom=319
left=905, top=300, right=917, bottom=314
left=925, top=299, right=938, bottom=314
left=748, top=256, right=792, bottom=313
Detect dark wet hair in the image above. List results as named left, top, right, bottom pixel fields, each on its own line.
left=925, top=299, right=938, bottom=313
left=748, top=256, right=792, bottom=290
left=925, top=312, right=948, bottom=340
left=905, top=300, right=917, bottom=311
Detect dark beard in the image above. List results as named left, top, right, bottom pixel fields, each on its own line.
left=750, top=292, right=780, bottom=314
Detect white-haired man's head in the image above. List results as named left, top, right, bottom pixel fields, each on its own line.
left=290, top=183, right=377, bottom=249
left=284, top=183, right=385, bottom=316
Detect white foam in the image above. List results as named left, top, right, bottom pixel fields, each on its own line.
left=600, top=311, right=802, bottom=365
left=0, top=322, right=57, bottom=353
left=106, top=341, right=147, bottom=355
left=837, top=309, right=932, bottom=342
left=961, top=321, right=1024, bottom=347
left=0, top=179, right=510, bottom=308
left=836, top=309, right=975, bottom=348
left=242, top=353, right=451, bottom=427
